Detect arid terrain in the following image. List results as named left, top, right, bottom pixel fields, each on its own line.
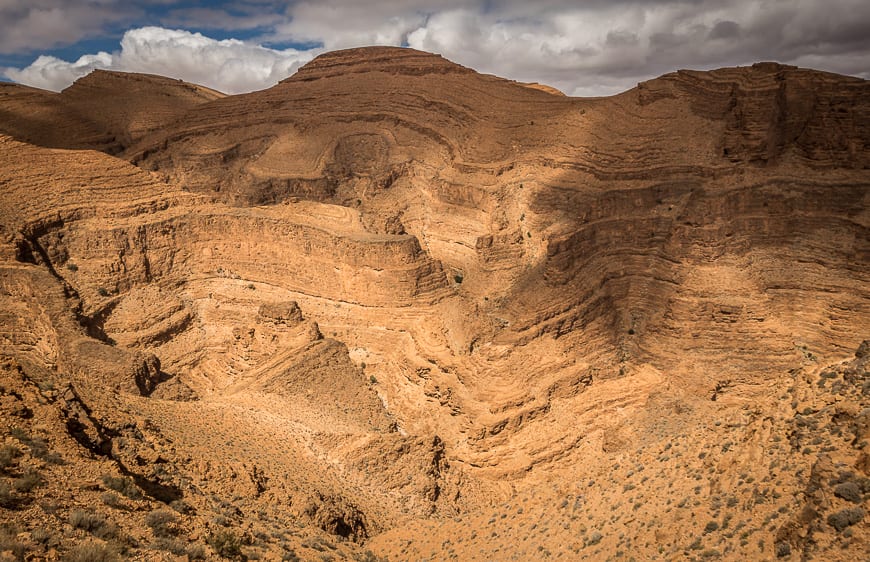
left=0, top=46, right=868, bottom=561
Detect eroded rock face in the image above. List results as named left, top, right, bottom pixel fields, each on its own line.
left=0, top=48, right=867, bottom=560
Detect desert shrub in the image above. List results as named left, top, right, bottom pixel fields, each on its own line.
left=69, top=509, right=117, bottom=539
left=0, top=526, right=27, bottom=560
left=187, top=543, right=208, bottom=560
left=827, top=507, right=865, bottom=531
left=0, top=444, right=21, bottom=473
left=151, top=537, right=187, bottom=555
left=8, top=431, right=62, bottom=464
left=97, top=287, right=109, bottom=297
left=31, top=526, right=57, bottom=547
left=63, top=541, right=120, bottom=562
left=775, top=541, right=791, bottom=557
left=169, top=499, right=194, bottom=514
left=66, top=263, right=78, bottom=272
left=0, top=481, right=18, bottom=508
left=703, top=520, right=719, bottom=534
left=101, top=492, right=123, bottom=508
left=8, top=428, right=28, bottom=441
left=146, top=508, right=178, bottom=537
left=208, top=529, right=245, bottom=559
left=101, top=474, right=141, bottom=499
left=13, top=469, right=42, bottom=493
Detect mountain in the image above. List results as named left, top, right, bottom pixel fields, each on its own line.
left=0, top=46, right=868, bottom=561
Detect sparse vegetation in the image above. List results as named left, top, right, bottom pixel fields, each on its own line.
left=12, top=469, right=42, bottom=493
left=0, top=444, right=22, bottom=473
left=146, top=508, right=179, bottom=537
left=63, top=541, right=121, bottom=562
left=0, top=526, right=27, bottom=561
left=101, top=474, right=142, bottom=499
left=101, top=491, right=123, bottom=508
left=9, top=429, right=63, bottom=464
left=31, top=526, right=57, bottom=547
left=0, top=481, right=17, bottom=508
left=187, top=544, right=208, bottom=560
left=209, top=529, right=245, bottom=559
left=69, top=509, right=118, bottom=539
left=151, top=537, right=188, bottom=555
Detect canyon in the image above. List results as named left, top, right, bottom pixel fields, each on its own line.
left=0, top=47, right=868, bottom=561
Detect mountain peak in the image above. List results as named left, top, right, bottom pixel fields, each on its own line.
left=285, top=46, right=473, bottom=83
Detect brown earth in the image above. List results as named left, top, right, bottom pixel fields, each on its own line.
left=0, top=46, right=868, bottom=561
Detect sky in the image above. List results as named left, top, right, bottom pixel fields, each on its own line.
left=1, top=0, right=868, bottom=97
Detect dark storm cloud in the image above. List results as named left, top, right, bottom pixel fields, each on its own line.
left=3, top=0, right=869, bottom=96
left=708, top=20, right=740, bottom=40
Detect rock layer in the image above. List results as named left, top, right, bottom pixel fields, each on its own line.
left=0, top=48, right=868, bottom=560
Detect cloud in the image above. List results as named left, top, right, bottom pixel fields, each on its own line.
left=397, top=0, right=870, bottom=95
left=0, top=0, right=138, bottom=52
left=2, top=1, right=869, bottom=96
left=4, top=26, right=319, bottom=94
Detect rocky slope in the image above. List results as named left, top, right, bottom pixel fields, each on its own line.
left=0, top=47, right=868, bottom=561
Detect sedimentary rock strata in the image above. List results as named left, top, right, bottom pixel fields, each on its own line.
left=0, top=47, right=867, bottom=560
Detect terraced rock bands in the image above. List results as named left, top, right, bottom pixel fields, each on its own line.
left=0, top=47, right=868, bottom=560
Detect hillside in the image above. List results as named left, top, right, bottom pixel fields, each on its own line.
left=0, top=47, right=868, bottom=561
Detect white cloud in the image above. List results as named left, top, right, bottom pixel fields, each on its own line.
left=4, top=26, right=319, bottom=94
left=5, top=52, right=113, bottom=91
